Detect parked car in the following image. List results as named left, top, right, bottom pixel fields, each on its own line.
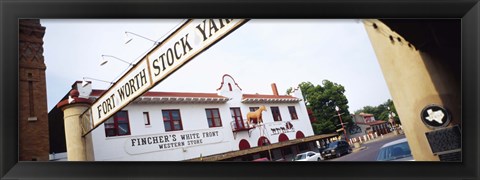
left=294, top=151, right=322, bottom=161
left=252, top=157, right=270, bottom=161
left=318, top=145, right=328, bottom=153
left=320, top=140, right=352, bottom=159
left=376, top=138, right=414, bottom=161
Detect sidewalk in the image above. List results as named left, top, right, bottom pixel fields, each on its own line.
left=362, top=132, right=399, bottom=144
left=350, top=132, right=403, bottom=152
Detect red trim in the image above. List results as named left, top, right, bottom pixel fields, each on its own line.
left=358, top=113, right=374, bottom=117
left=239, top=139, right=251, bottom=150
left=288, top=106, right=298, bottom=120
left=271, top=106, right=282, bottom=121
left=356, top=121, right=388, bottom=126
left=205, top=108, right=222, bottom=127
left=242, top=94, right=297, bottom=99
left=295, top=131, right=305, bottom=139
left=90, top=89, right=299, bottom=101
left=90, top=89, right=227, bottom=98
left=105, top=110, right=131, bottom=137
left=230, top=107, right=244, bottom=130
left=162, top=109, right=183, bottom=132
left=56, top=97, right=92, bottom=109
left=257, top=136, right=270, bottom=146
left=216, top=74, right=243, bottom=91
left=278, top=133, right=289, bottom=142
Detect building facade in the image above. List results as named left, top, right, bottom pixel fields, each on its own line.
left=19, top=19, right=50, bottom=161
left=350, top=113, right=390, bottom=139
left=52, top=74, right=333, bottom=161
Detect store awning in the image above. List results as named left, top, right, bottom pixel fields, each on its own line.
left=187, top=133, right=338, bottom=161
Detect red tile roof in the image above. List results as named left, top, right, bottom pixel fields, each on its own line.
left=356, top=120, right=388, bottom=126
left=90, top=90, right=299, bottom=100
left=90, top=89, right=227, bottom=98
left=242, top=94, right=298, bottom=99
left=358, top=113, right=374, bottom=116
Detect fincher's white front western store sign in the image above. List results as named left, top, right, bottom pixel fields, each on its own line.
left=83, top=19, right=247, bottom=135
left=125, top=129, right=223, bottom=155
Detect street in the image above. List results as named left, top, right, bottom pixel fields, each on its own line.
left=327, top=134, right=406, bottom=161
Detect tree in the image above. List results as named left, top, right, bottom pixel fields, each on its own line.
left=355, top=99, right=400, bottom=124
left=288, top=80, right=353, bottom=135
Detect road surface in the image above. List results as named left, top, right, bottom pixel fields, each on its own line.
left=328, top=134, right=406, bottom=161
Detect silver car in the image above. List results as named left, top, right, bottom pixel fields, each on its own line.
left=294, top=151, right=322, bottom=161
left=376, top=138, right=414, bottom=161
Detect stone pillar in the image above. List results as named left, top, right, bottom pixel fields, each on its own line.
left=363, top=19, right=460, bottom=161
left=57, top=89, right=92, bottom=161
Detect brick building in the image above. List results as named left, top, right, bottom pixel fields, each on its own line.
left=19, top=19, right=50, bottom=161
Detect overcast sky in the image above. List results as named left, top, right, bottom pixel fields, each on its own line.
left=41, top=19, right=392, bottom=113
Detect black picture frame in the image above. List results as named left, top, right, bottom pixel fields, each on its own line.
left=1, top=0, right=478, bottom=180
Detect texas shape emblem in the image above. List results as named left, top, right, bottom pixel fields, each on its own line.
left=425, top=109, right=445, bottom=124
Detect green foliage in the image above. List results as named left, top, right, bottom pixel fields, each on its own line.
left=311, top=121, right=336, bottom=134
left=355, top=99, right=400, bottom=124
left=289, top=80, right=352, bottom=135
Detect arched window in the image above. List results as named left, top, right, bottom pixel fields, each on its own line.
left=257, top=136, right=270, bottom=146
left=278, top=133, right=289, bottom=142
left=296, top=131, right=305, bottom=139
left=239, top=139, right=251, bottom=150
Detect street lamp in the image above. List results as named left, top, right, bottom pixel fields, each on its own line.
left=81, top=77, right=114, bottom=87
left=335, top=106, right=349, bottom=141
left=100, top=55, right=134, bottom=67
left=124, top=31, right=160, bottom=45
left=387, top=106, right=397, bottom=132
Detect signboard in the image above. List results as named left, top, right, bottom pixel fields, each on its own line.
left=420, top=104, right=451, bottom=129
left=124, top=129, right=223, bottom=155
left=425, top=125, right=461, bottom=156
left=83, top=19, right=248, bottom=135
left=91, top=60, right=152, bottom=129
left=267, top=121, right=295, bottom=135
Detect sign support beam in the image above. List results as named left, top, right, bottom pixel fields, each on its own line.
left=81, top=19, right=248, bottom=136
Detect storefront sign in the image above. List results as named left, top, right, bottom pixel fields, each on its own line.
left=267, top=121, right=295, bottom=135
left=83, top=19, right=248, bottom=135
left=124, top=129, right=223, bottom=155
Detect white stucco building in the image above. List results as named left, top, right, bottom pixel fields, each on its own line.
left=50, top=74, right=336, bottom=161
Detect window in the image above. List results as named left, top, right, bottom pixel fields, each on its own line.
left=205, top=108, right=222, bottom=127
left=230, top=107, right=244, bottom=129
left=271, top=107, right=282, bottom=121
left=328, top=142, right=339, bottom=148
left=104, top=111, right=131, bottom=137
left=307, top=152, right=315, bottom=157
left=288, top=106, right=298, bottom=120
left=162, top=110, right=183, bottom=131
left=143, top=112, right=150, bottom=126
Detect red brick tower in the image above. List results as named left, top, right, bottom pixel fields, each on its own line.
left=19, top=19, right=50, bottom=161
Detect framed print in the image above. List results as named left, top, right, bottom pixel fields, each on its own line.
left=1, top=0, right=479, bottom=180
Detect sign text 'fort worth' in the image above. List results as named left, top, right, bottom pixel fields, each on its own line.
left=83, top=19, right=247, bottom=135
